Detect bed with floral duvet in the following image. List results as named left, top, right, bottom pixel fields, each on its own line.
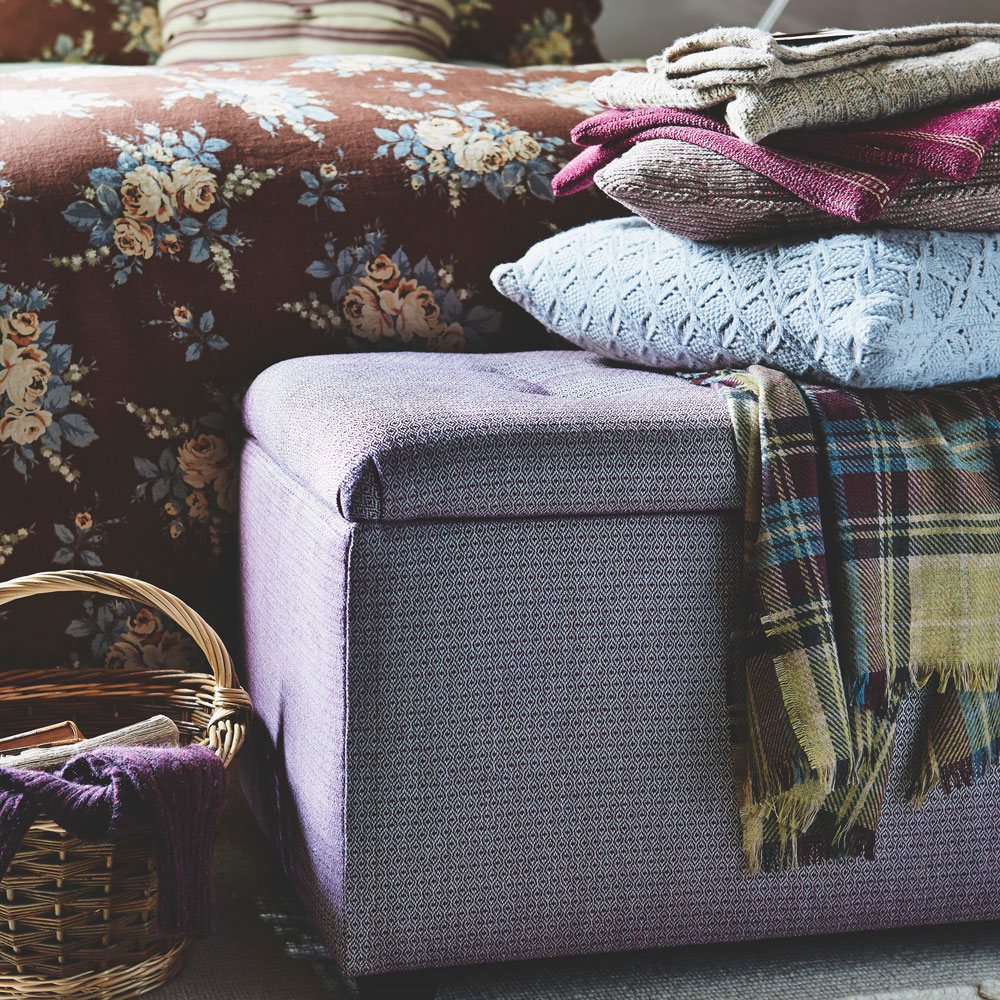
left=0, top=53, right=625, bottom=669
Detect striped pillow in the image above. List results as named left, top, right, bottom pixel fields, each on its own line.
left=158, top=0, right=456, bottom=65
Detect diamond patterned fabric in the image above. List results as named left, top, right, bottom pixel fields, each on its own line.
left=239, top=351, right=1000, bottom=978
left=242, top=350, right=740, bottom=521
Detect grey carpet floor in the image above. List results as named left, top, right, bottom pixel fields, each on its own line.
left=154, top=791, right=1000, bottom=1000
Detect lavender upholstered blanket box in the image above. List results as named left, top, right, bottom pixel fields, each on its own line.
left=238, top=350, right=1000, bottom=979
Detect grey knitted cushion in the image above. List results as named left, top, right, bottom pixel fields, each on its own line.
left=594, top=138, right=1000, bottom=243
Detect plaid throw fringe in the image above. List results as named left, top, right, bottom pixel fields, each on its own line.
left=698, top=367, right=1000, bottom=872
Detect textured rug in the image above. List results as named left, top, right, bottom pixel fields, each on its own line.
left=154, top=790, right=1000, bottom=1000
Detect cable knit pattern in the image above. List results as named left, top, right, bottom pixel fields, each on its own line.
left=491, top=218, right=1000, bottom=391
left=592, top=41, right=1000, bottom=143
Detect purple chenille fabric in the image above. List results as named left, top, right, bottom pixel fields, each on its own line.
left=0, top=745, right=226, bottom=937
left=238, top=350, right=1000, bottom=978
left=553, top=99, right=1000, bottom=222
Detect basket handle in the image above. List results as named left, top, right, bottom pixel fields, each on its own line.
left=0, top=570, right=250, bottom=766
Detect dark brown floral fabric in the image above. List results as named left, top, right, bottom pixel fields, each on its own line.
left=452, top=0, right=603, bottom=66
left=0, top=0, right=161, bottom=63
left=0, top=55, right=622, bottom=670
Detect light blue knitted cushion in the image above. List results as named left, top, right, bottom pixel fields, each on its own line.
left=491, top=218, right=1000, bottom=390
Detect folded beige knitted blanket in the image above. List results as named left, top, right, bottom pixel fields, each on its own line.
left=592, top=39, right=1000, bottom=143
left=649, top=22, right=1000, bottom=92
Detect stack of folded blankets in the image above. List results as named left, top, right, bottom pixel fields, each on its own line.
left=491, top=23, right=1000, bottom=875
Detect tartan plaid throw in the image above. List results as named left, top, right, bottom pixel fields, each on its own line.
left=700, top=366, right=1000, bottom=872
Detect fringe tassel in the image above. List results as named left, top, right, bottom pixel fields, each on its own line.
left=911, top=735, right=1000, bottom=809
left=756, top=821, right=875, bottom=873
left=741, top=766, right=841, bottom=874
left=742, top=755, right=885, bottom=873
left=909, top=660, right=1000, bottom=693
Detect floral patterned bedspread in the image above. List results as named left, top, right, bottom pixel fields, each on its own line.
left=0, top=54, right=624, bottom=670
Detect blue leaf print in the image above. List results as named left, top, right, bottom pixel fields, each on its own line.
left=45, top=343, right=72, bottom=374
left=465, top=305, right=501, bottom=335
left=37, top=320, right=56, bottom=349
left=503, top=162, right=526, bottom=185
left=135, top=457, right=159, bottom=477
left=44, top=382, right=72, bottom=414
left=189, top=236, right=210, bottom=263
left=58, top=413, right=98, bottom=447
left=92, top=220, right=114, bottom=246
left=527, top=173, right=554, bottom=200
left=306, top=259, right=334, bottom=279
left=440, top=288, right=463, bottom=323
left=66, top=618, right=95, bottom=638
left=96, top=185, right=122, bottom=217
left=483, top=171, right=508, bottom=200
left=414, top=256, right=436, bottom=285
left=329, top=274, right=352, bottom=301
left=63, top=201, right=101, bottom=231
left=41, top=423, right=61, bottom=448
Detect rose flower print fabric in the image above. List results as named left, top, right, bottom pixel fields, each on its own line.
left=0, top=0, right=162, bottom=63
left=0, top=55, right=621, bottom=669
left=452, top=0, right=603, bottom=66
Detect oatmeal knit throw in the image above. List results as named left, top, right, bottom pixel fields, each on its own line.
left=651, top=23, right=1000, bottom=92
left=552, top=100, right=1000, bottom=223
left=0, top=744, right=226, bottom=937
left=698, top=367, right=1000, bottom=872
left=592, top=30, right=1000, bottom=143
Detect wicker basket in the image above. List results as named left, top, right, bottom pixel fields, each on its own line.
left=0, top=571, right=251, bottom=1000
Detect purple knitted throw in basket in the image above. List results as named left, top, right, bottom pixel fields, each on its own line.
left=0, top=744, right=226, bottom=937
left=553, top=99, right=1000, bottom=222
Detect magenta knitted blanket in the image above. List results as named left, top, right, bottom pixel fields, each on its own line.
left=553, top=99, right=1000, bottom=222
left=0, top=744, right=226, bottom=938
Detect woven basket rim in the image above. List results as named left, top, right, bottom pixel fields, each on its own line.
left=0, top=570, right=250, bottom=767
left=0, top=571, right=251, bottom=996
